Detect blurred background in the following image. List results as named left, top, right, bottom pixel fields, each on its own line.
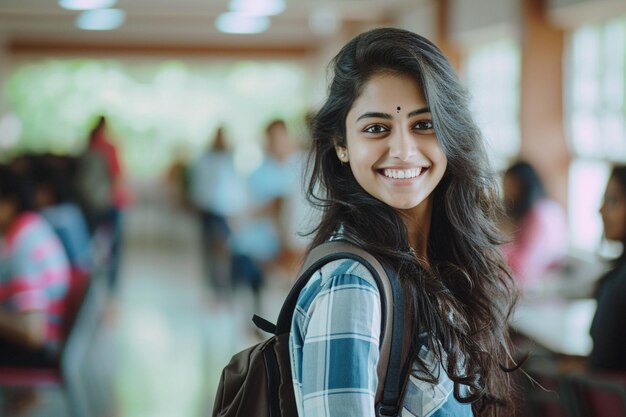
left=0, top=0, right=625, bottom=416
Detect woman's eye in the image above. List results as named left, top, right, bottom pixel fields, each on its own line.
left=605, top=195, right=622, bottom=206
left=363, top=124, right=388, bottom=134
left=413, top=120, right=434, bottom=130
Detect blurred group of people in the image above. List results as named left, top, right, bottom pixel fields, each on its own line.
left=501, top=159, right=626, bottom=373
left=5, top=108, right=626, bottom=378
left=167, top=119, right=314, bottom=316
left=0, top=115, right=128, bottom=369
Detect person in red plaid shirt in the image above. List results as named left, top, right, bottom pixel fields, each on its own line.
left=0, top=164, right=70, bottom=367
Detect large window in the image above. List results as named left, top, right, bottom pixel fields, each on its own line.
left=2, top=58, right=311, bottom=177
left=464, top=39, right=521, bottom=171
left=566, top=16, right=626, bottom=255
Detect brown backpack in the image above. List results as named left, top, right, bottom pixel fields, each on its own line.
left=212, top=240, right=406, bottom=417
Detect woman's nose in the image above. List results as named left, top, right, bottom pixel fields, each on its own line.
left=388, top=130, right=417, bottom=161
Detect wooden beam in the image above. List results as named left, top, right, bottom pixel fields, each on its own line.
left=436, top=0, right=462, bottom=71
left=8, top=40, right=312, bottom=58
left=520, top=0, right=570, bottom=208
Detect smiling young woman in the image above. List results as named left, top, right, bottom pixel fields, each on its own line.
left=289, top=28, right=519, bottom=417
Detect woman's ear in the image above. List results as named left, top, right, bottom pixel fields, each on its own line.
left=335, top=146, right=349, bottom=163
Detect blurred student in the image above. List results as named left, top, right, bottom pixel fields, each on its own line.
left=164, top=146, right=192, bottom=210
left=0, top=164, right=70, bottom=367
left=240, top=120, right=295, bottom=266
left=76, top=115, right=130, bottom=289
left=227, top=120, right=295, bottom=310
left=279, top=127, right=318, bottom=275
left=31, top=157, right=92, bottom=276
left=501, top=161, right=567, bottom=292
left=590, top=165, right=626, bottom=371
left=189, top=126, right=247, bottom=295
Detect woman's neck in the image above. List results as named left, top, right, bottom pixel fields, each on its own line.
left=401, top=197, right=433, bottom=260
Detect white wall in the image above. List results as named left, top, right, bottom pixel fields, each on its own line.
left=395, top=0, right=437, bottom=41
left=449, top=0, right=520, bottom=46
left=548, top=0, right=626, bottom=27
left=305, top=28, right=354, bottom=111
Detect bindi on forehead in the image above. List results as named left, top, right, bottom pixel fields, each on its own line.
left=397, top=106, right=401, bottom=113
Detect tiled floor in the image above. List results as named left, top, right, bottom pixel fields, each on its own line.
left=1, top=179, right=288, bottom=417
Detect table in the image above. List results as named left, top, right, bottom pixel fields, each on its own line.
left=511, top=297, right=597, bottom=356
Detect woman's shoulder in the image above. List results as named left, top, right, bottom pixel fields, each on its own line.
left=295, top=256, right=381, bottom=313
left=318, top=257, right=379, bottom=286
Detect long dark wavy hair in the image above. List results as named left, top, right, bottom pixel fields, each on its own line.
left=305, top=27, right=518, bottom=415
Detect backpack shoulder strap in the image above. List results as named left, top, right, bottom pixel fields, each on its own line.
left=275, top=240, right=405, bottom=413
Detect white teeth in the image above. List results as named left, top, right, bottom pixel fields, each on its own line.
left=383, top=168, right=423, bottom=179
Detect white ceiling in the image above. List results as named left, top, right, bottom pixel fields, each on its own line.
left=0, top=0, right=420, bottom=53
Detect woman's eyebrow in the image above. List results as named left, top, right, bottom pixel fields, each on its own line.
left=356, top=111, right=392, bottom=121
left=356, top=107, right=431, bottom=122
left=407, top=107, right=431, bottom=118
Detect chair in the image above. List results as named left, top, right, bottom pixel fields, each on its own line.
left=62, top=268, right=91, bottom=342
left=521, top=369, right=578, bottom=417
left=568, top=372, right=626, bottom=417
left=0, top=269, right=107, bottom=417
left=516, top=352, right=582, bottom=417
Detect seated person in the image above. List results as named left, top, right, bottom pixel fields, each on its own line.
left=31, top=156, right=92, bottom=276
left=501, top=161, right=567, bottom=292
left=590, top=165, right=626, bottom=371
left=0, top=164, right=70, bottom=367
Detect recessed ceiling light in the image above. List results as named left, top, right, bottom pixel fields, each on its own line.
left=59, top=0, right=117, bottom=11
left=215, top=12, right=270, bottom=34
left=75, top=8, right=125, bottom=30
left=229, top=0, right=285, bottom=16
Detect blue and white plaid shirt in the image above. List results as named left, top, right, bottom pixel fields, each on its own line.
left=289, top=258, right=474, bottom=417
